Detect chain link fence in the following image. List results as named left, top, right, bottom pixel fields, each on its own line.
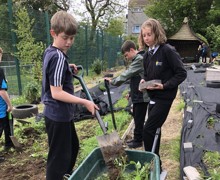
left=0, top=0, right=123, bottom=95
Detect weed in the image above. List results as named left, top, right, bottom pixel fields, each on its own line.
left=176, top=99, right=185, bottom=111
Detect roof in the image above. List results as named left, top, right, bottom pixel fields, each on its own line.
left=168, top=17, right=201, bottom=41
left=128, top=0, right=148, bottom=7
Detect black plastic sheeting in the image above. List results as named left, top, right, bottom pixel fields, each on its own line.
left=73, top=81, right=130, bottom=122
left=75, top=82, right=130, bottom=107
left=179, top=67, right=220, bottom=179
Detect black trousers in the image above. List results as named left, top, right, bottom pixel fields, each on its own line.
left=143, top=101, right=173, bottom=156
left=133, top=102, right=148, bottom=142
left=45, top=117, right=79, bottom=180
left=0, top=116, right=13, bottom=147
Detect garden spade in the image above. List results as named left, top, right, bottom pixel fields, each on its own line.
left=72, top=66, right=126, bottom=178
left=8, top=112, right=22, bottom=151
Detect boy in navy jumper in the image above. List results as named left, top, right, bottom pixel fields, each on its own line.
left=41, top=11, right=98, bottom=180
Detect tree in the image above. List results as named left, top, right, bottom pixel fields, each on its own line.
left=145, top=0, right=214, bottom=37
left=105, top=17, right=124, bottom=36
left=0, top=1, right=12, bottom=52
left=13, top=0, right=70, bottom=13
left=13, top=6, right=45, bottom=83
left=71, top=0, right=126, bottom=42
left=144, top=0, right=220, bottom=51
left=206, top=24, right=220, bottom=51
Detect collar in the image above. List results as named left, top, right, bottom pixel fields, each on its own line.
left=149, top=45, right=160, bottom=54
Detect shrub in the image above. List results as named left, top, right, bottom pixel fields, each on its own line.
left=24, top=81, right=41, bottom=104
left=91, top=58, right=102, bottom=75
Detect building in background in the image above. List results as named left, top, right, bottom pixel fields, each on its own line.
left=167, top=17, right=203, bottom=63
left=126, top=0, right=148, bottom=36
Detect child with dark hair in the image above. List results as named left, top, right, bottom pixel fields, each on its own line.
left=105, top=40, right=149, bottom=148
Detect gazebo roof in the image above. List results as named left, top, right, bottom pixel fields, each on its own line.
left=168, top=17, right=201, bottom=41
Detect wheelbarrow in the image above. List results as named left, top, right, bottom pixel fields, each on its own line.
left=68, top=147, right=160, bottom=180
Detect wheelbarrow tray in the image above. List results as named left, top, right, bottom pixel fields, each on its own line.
left=68, top=147, right=160, bottom=180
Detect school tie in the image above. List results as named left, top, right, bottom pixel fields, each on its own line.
left=148, top=49, right=154, bottom=57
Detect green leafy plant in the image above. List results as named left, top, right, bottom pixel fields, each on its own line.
left=176, top=99, right=185, bottom=111
left=91, top=58, right=103, bottom=75
left=96, top=158, right=151, bottom=180
left=129, top=161, right=151, bottom=180
left=23, top=81, right=41, bottom=103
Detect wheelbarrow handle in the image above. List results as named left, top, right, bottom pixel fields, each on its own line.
left=72, top=67, right=108, bottom=135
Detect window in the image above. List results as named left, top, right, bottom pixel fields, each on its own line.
left=131, top=8, right=142, bottom=13
left=132, top=25, right=140, bottom=34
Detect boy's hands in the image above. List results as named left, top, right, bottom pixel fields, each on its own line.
left=84, top=100, right=99, bottom=115
left=69, top=64, right=78, bottom=74
left=104, top=77, right=111, bottom=83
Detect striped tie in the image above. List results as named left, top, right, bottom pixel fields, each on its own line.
left=148, top=49, right=154, bottom=56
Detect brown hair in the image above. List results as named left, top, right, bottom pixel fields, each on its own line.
left=121, top=40, right=137, bottom=54
left=50, top=11, right=78, bottom=36
left=138, top=18, right=167, bottom=48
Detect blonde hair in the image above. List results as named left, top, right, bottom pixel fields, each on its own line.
left=138, top=18, right=167, bottom=48
left=51, top=11, right=78, bottom=36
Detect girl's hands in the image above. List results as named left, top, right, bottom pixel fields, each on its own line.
left=146, top=83, right=163, bottom=90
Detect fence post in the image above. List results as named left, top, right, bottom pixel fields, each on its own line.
left=45, top=11, right=51, bottom=46
left=8, top=0, right=22, bottom=95
left=85, top=25, right=88, bottom=76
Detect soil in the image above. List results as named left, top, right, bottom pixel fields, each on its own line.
left=0, top=68, right=183, bottom=180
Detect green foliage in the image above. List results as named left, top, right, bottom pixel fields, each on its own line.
left=91, top=58, right=103, bottom=75
left=99, top=82, right=106, bottom=91
left=145, top=0, right=216, bottom=38
left=11, top=95, right=28, bottom=105
left=176, top=99, right=185, bottom=111
left=97, top=158, right=151, bottom=180
left=129, top=161, right=151, bottom=180
left=13, top=6, right=45, bottom=83
left=0, top=3, right=12, bottom=52
left=23, top=80, right=41, bottom=103
left=105, top=17, right=124, bottom=36
left=203, top=151, right=220, bottom=179
left=13, top=0, right=65, bottom=13
left=206, top=24, right=220, bottom=51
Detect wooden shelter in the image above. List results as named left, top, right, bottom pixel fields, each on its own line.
left=167, top=17, right=202, bottom=63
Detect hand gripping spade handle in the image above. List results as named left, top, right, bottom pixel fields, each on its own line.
left=72, top=65, right=107, bottom=134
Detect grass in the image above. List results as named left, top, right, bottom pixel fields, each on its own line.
left=202, top=151, right=220, bottom=179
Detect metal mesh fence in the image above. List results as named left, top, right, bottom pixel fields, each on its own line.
left=0, top=1, right=123, bottom=95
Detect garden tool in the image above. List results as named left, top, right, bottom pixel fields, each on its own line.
left=8, top=112, right=22, bottom=151
left=104, top=79, right=117, bottom=130
left=72, top=65, right=125, bottom=178
left=151, top=127, right=161, bottom=153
